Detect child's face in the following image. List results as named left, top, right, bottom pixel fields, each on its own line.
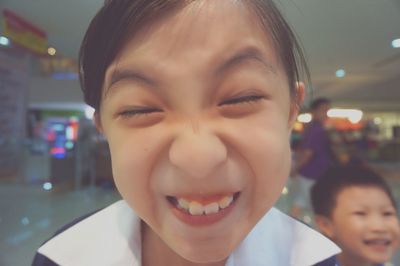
left=96, top=0, right=301, bottom=263
left=324, top=186, right=400, bottom=265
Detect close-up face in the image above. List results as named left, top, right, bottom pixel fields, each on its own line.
left=96, top=0, right=301, bottom=263
left=325, top=186, right=400, bottom=266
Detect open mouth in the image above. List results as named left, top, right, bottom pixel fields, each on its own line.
left=363, top=239, right=392, bottom=248
left=166, top=192, right=240, bottom=216
left=364, top=239, right=391, bottom=245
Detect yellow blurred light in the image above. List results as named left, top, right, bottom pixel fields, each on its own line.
left=293, top=121, right=303, bottom=131
left=48, top=47, right=56, bottom=56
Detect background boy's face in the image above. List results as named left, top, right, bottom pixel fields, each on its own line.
left=96, top=0, right=301, bottom=263
left=321, top=186, right=400, bottom=265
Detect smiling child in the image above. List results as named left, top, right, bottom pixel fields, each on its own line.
left=311, top=164, right=400, bottom=266
left=33, top=1, right=340, bottom=265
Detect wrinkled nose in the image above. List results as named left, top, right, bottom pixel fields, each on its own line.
left=168, top=125, right=228, bottom=179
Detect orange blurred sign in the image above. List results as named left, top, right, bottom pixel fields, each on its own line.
left=326, top=118, right=364, bottom=131
left=2, top=9, right=48, bottom=55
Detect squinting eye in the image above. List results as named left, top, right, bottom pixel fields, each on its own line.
left=219, top=95, right=264, bottom=106
left=383, top=211, right=396, bottom=217
left=353, top=211, right=367, bottom=216
left=118, top=107, right=162, bottom=118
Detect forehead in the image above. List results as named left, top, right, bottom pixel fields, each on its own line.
left=335, top=186, right=393, bottom=209
left=106, top=0, right=282, bottom=79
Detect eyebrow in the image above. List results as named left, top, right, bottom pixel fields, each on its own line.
left=107, top=67, right=157, bottom=92
left=106, top=46, right=275, bottom=91
left=214, top=46, right=277, bottom=77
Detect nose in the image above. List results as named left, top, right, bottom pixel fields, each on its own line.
left=168, top=122, right=228, bottom=179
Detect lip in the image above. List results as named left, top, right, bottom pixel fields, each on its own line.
left=167, top=192, right=240, bottom=226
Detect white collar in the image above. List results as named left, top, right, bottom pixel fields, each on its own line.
left=38, top=200, right=340, bottom=266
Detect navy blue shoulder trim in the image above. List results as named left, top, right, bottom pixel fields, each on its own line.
left=31, top=208, right=103, bottom=266
left=313, top=255, right=337, bottom=266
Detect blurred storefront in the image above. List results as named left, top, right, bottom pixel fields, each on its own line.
left=293, top=109, right=400, bottom=164
left=0, top=9, right=113, bottom=190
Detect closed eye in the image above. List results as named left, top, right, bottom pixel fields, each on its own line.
left=118, top=107, right=162, bottom=118
left=219, top=95, right=264, bottom=106
left=353, top=211, right=367, bottom=216
left=383, top=211, right=396, bottom=217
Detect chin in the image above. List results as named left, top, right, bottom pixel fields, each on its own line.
left=181, top=254, right=228, bottom=265
left=370, top=257, right=390, bottom=265
left=176, top=243, right=231, bottom=264
left=365, top=255, right=391, bottom=266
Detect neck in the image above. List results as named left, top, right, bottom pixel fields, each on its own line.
left=141, top=222, right=226, bottom=266
left=337, top=253, right=375, bottom=266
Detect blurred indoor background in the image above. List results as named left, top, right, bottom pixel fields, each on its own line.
left=0, top=0, right=399, bottom=265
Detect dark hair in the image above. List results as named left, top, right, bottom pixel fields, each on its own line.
left=310, top=97, right=330, bottom=111
left=79, top=0, right=309, bottom=111
left=311, top=164, right=397, bottom=218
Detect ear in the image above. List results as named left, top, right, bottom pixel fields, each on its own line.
left=314, top=215, right=335, bottom=239
left=93, top=111, right=105, bottom=135
left=288, top=82, right=305, bottom=128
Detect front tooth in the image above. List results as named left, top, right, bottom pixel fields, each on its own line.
left=219, top=196, right=233, bottom=209
left=189, top=201, right=204, bottom=215
left=204, top=202, right=219, bottom=215
left=177, top=198, right=190, bottom=210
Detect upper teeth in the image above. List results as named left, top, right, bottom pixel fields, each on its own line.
left=176, top=195, right=234, bottom=216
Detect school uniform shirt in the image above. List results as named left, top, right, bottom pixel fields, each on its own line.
left=33, top=200, right=340, bottom=266
left=320, top=256, right=385, bottom=266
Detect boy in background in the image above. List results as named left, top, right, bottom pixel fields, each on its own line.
left=311, top=165, right=400, bottom=266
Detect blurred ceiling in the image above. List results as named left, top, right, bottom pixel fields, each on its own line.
left=1, top=0, right=400, bottom=111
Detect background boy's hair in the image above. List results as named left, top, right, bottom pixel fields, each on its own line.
left=310, top=164, right=397, bottom=217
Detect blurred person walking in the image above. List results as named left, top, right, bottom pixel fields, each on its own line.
left=290, top=98, right=334, bottom=220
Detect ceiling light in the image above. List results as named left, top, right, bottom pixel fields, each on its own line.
left=392, top=38, right=400, bottom=48
left=297, top=113, right=312, bottom=123
left=43, top=182, right=53, bottom=191
left=48, top=47, right=56, bottom=56
left=335, top=69, right=346, bottom=78
left=0, top=36, right=10, bottom=46
left=327, top=108, right=363, bottom=124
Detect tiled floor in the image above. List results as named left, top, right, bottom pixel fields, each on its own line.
left=1, top=162, right=399, bottom=265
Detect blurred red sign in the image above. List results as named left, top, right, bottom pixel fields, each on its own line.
left=2, top=9, right=48, bottom=55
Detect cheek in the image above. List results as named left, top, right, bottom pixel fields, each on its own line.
left=332, top=218, right=364, bottom=245
left=228, top=112, right=292, bottom=212
left=390, top=220, right=400, bottom=243
left=107, top=129, right=166, bottom=217
left=251, top=130, right=291, bottom=206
